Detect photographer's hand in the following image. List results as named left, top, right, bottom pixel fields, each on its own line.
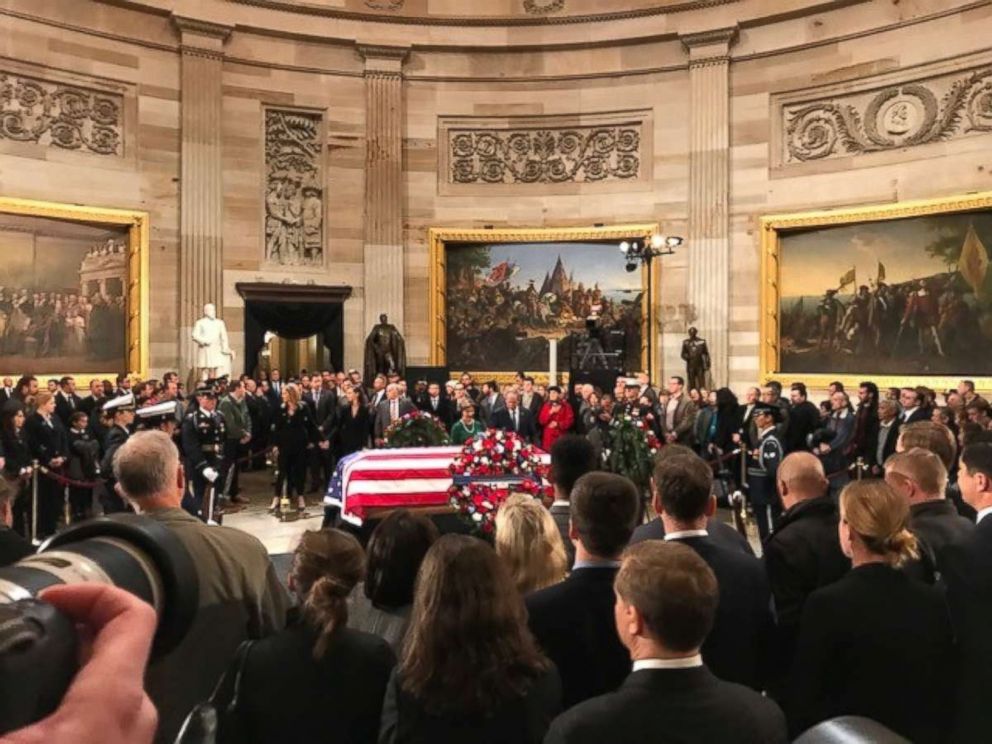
left=2, top=584, right=157, bottom=744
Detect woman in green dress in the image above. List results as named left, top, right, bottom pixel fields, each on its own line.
left=450, top=403, right=485, bottom=445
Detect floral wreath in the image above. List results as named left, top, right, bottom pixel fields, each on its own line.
left=383, top=410, right=451, bottom=448
left=447, top=429, right=552, bottom=534
left=602, top=414, right=662, bottom=494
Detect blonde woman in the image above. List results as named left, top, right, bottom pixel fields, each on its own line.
left=787, top=480, right=953, bottom=743
left=495, top=494, right=568, bottom=595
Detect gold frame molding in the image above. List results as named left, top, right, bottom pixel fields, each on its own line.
left=760, top=191, right=992, bottom=393
left=429, top=224, right=659, bottom=384
left=0, top=197, right=149, bottom=385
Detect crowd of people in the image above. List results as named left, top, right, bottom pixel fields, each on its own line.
left=3, top=368, right=992, bottom=743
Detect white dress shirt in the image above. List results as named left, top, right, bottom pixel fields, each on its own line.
left=977, top=506, right=992, bottom=525
left=632, top=654, right=703, bottom=671
left=664, top=529, right=708, bottom=541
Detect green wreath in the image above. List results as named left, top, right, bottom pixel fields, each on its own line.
left=383, top=411, right=451, bottom=448
left=602, top=415, right=662, bottom=495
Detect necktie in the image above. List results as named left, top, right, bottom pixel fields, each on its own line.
left=391, top=400, right=398, bottom=421
left=432, top=398, right=438, bottom=409
left=512, top=409, right=518, bottom=431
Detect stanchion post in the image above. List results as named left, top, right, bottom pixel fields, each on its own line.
left=30, top=460, right=39, bottom=545
left=856, top=456, right=865, bottom=481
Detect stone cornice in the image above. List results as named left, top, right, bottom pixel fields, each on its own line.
left=680, top=25, right=738, bottom=65
left=171, top=15, right=234, bottom=41
left=358, top=44, right=409, bottom=75
left=172, top=14, right=233, bottom=58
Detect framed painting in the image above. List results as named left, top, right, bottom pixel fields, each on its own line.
left=429, top=224, right=659, bottom=383
left=0, top=197, right=149, bottom=384
left=760, top=191, right=992, bottom=391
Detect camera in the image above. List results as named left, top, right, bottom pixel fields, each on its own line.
left=0, top=514, right=199, bottom=735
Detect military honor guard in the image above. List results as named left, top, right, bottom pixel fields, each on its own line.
left=99, top=392, right=135, bottom=514
left=747, top=402, right=785, bottom=541
left=136, top=400, right=181, bottom=439
left=180, top=385, right=226, bottom=522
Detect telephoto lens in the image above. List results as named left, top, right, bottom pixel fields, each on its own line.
left=0, top=514, right=199, bottom=735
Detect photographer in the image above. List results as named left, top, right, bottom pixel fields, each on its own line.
left=0, top=583, right=157, bottom=744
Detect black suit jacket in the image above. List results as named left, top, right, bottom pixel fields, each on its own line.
left=546, top=666, right=787, bottom=744
left=379, top=666, right=560, bottom=744
left=669, top=535, right=773, bottom=690
left=909, top=498, right=974, bottom=578
left=238, top=620, right=395, bottom=744
left=489, top=407, right=537, bottom=443
left=942, top=516, right=992, bottom=743
left=629, top=516, right=755, bottom=556
left=901, top=407, right=930, bottom=425
left=549, top=502, right=575, bottom=568
left=54, top=392, right=83, bottom=427
left=525, top=566, right=629, bottom=709
left=25, top=413, right=68, bottom=466
left=870, top=419, right=901, bottom=469
left=785, top=401, right=820, bottom=453
left=416, top=395, right=456, bottom=429
left=788, top=563, right=953, bottom=743
left=762, top=496, right=850, bottom=680
left=0, top=526, right=32, bottom=567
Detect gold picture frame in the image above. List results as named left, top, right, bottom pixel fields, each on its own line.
left=0, top=197, right=149, bottom=386
left=429, top=224, right=659, bottom=384
left=760, top=191, right=992, bottom=392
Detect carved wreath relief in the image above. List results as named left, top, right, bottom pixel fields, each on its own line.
left=449, top=126, right=640, bottom=184
left=264, top=109, right=324, bottom=266
left=784, top=66, right=992, bottom=163
left=0, top=73, right=122, bottom=156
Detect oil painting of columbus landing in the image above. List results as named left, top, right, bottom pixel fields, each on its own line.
left=444, top=241, right=644, bottom=372
left=0, top=213, right=128, bottom=374
left=779, top=211, right=992, bottom=376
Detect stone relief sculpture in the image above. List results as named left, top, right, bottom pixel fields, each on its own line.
left=523, top=0, right=565, bottom=13
left=0, top=72, right=122, bottom=155
left=264, top=108, right=324, bottom=266
left=449, top=125, right=640, bottom=184
left=784, top=66, right=992, bottom=163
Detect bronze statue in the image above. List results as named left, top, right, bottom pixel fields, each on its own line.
left=681, top=326, right=711, bottom=391
left=364, top=313, right=406, bottom=383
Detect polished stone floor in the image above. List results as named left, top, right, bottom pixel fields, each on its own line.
left=223, top=468, right=325, bottom=555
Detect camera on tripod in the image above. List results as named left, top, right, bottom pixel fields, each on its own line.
left=0, top=514, right=199, bottom=735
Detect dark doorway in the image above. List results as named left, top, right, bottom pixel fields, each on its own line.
left=236, top=283, right=352, bottom=377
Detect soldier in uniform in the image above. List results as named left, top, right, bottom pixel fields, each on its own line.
left=181, top=386, right=226, bottom=522
left=99, top=392, right=135, bottom=514
left=136, top=400, right=180, bottom=441
left=747, top=402, right=785, bottom=542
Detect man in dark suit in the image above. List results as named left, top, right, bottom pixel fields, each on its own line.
left=521, top=376, right=544, bottom=419
left=478, top=379, right=505, bottom=426
left=416, top=382, right=455, bottom=429
left=899, top=386, right=929, bottom=424
left=868, top=398, right=901, bottom=476
left=373, top=383, right=416, bottom=443
left=54, top=376, right=83, bottom=428
left=763, top=452, right=849, bottom=686
left=786, top=383, right=820, bottom=454
left=944, top=442, right=992, bottom=743
left=547, top=435, right=598, bottom=569
left=545, top=540, right=787, bottom=744
left=651, top=453, right=773, bottom=690
left=630, top=445, right=754, bottom=556
left=489, top=391, right=536, bottom=443
left=0, top=377, right=14, bottom=407
left=526, top=472, right=640, bottom=709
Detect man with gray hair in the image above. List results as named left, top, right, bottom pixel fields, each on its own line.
left=114, top=430, right=290, bottom=744
left=373, top=381, right=415, bottom=443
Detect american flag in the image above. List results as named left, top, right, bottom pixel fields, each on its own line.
left=325, top=445, right=549, bottom=526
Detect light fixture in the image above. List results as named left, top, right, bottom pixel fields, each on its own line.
left=619, top=241, right=631, bottom=254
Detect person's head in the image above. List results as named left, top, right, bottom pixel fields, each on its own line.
left=959, top=443, right=992, bottom=511
left=271, top=368, right=281, bottom=382
left=838, top=480, right=918, bottom=567
left=504, top=390, right=519, bottom=410
left=88, top=379, right=103, bottom=397
left=35, top=391, right=56, bottom=416
left=69, top=410, right=89, bottom=431
left=966, top=401, right=991, bottom=425
left=460, top=372, right=472, bottom=387
left=958, top=379, right=976, bottom=398
left=652, top=454, right=714, bottom=525
left=16, top=375, right=37, bottom=398
left=885, top=448, right=948, bottom=505
left=830, top=391, right=849, bottom=412
left=896, top=421, right=956, bottom=471
left=790, top=383, right=808, bottom=404
left=60, top=376, right=75, bottom=395
left=117, top=375, right=131, bottom=391
left=580, top=383, right=594, bottom=401
left=364, top=509, right=439, bottom=609
left=745, top=386, right=759, bottom=405
left=900, top=387, right=921, bottom=410
left=460, top=403, right=475, bottom=422
left=547, top=386, right=562, bottom=402
left=196, top=389, right=217, bottom=412
left=878, top=398, right=899, bottom=423
left=1, top=377, right=10, bottom=388
left=4, top=407, right=25, bottom=432
left=624, top=383, right=639, bottom=401
left=385, top=383, right=400, bottom=401
left=759, top=386, right=776, bottom=405
left=282, top=383, right=301, bottom=408
left=46, top=379, right=58, bottom=393
left=569, top=473, right=640, bottom=559
left=523, top=377, right=534, bottom=393
left=753, top=405, right=777, bottom=432
left=401, top=535, right=548, bottom=714
left=858, top=382, right=878, bottom=407
left=667, top=376, right=684, bottom=396
left=427, top=382, right=440, bottom=398
left=290, top=529, right=365, bottom=659
left=113, top=430, right=183, bottom=509
left=228, top=379, right=244, bottom=400
left=549, top=434, right=597, bottom=502
left=776, top=452, right=828, bottom=509
left=614, top=541, right=718, bottom=659
left=946, top=391, right=963, bottom=410
left=828, top=381, right=844, bottom=395
left=495, top=494, right=568, bottom=595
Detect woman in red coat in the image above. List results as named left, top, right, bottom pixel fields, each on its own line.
left=538, top=386, right=574, bottom=451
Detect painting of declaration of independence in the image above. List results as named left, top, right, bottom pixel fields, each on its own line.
left=445, top=241, right=645, bottom=372
left=0, top=213, right=129, bottom=374
left=779, top=210, right=992, bottom=376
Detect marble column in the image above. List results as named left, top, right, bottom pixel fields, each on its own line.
left=359, top=45, right=408, bottom=335
left=173, top=16, right=231, bottom=377
left=681, top=28, right=737, bottom=387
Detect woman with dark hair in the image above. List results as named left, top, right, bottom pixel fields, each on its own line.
left=787, top=480, right=953, bottom=743
left=235, top=529, right=395, bottom=744
left=450, top=403, right=484, bottom=445
left=270, top=383, right=320, bottom=515
left=379, top=534, right=560, bottom=743
left=334, top=384, right=370, bottom=459
left=349, top=509, right=439, bottom=652
left=1, top=408, right=33, bottom=539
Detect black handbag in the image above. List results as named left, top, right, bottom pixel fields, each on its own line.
left=174, top=640, right=254, bottom=744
